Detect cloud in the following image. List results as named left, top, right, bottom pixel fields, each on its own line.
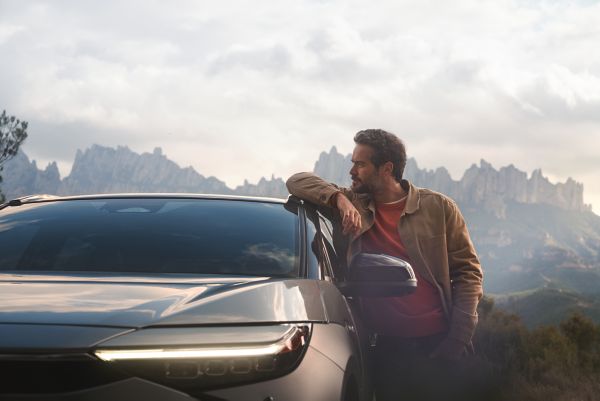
left=515, top=66, right=600, bottom=121
left=208, top=44, right=292, bottom=75
left=1, top=0, right=599, bottom=213
left=0, top=23, right=25, bottom=44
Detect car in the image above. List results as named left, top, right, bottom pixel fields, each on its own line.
left=0, top=194, right=416, bottom=401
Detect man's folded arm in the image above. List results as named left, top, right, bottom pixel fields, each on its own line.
left=286, top=172, right=353, bottom=208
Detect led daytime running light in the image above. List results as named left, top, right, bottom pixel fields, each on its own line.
left=94, top=326, right=306, bottom=362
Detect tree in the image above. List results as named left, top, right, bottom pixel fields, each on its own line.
left=0, top=110, right=29, bottom=202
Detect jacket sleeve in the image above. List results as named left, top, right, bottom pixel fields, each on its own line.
left=286, top=172, right=354, bottom=208
left=444, top=200, right=483, bottom=345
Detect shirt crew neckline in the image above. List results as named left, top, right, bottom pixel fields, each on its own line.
left=377, top=196, right=408, bottom=209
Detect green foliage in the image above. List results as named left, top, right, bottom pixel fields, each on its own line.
left=560, top=312, right=599, bottom=352
left=475, top=296, right=528, bottom=371
left=559, top=313, right=600, bottom=373
left=0, top=109, right=28, bottom=202
left=472, top=296, right=600, bottom=400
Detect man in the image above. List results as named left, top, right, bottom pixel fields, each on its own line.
left=286, top=129, right=483, bottom=401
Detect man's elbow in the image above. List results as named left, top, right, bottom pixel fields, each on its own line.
left=285, top=172, right=313, bottom=193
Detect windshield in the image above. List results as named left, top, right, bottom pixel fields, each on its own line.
left=0, top=198, right=299, bottom=277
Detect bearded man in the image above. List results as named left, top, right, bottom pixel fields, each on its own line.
left=286, top=129, right=483, bottom=401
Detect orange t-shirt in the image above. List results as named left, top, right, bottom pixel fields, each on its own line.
left=359, top=198, right=448, bottom=337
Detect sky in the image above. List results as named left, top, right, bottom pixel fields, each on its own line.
left=1, top=0, right=599, bottom=213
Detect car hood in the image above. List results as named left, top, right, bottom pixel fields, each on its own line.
left=0, top=273, right=326, bottom=328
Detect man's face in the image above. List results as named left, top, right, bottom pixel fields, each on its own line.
left=350, top=144, right=381, bottom=193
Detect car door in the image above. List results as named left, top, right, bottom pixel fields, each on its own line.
left=304, top=204, right=374, bottom=400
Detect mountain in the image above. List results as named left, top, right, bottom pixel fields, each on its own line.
left=2, top=145, right=590, bottom=213
left=0, top=151, right=61, bottom=196
left=233, top=175, right=288, bottom=199
left=466, top=202, right=600, bottom=294
left=60, top=145, right=232, bottom=195
left=1, top=145, right=290, bottom=199
left=313, top=146, right=353, bottom=186
left=314, top=147, right=591, bottom=217
left=2, top=144, right=600, bottom=296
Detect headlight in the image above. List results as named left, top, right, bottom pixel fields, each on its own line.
left=92, top=324, right=310, bottom=394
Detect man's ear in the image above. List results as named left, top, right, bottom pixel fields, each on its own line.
left=381, top=161, right=394, bottom=177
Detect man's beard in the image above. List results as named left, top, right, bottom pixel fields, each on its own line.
left=351, top=177, right=371, bottom=194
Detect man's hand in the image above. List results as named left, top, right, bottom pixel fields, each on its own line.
left=429, top=337, right=466, bottom=361
left=335, top=193, right=362, bottom=235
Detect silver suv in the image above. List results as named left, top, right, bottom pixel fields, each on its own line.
left=0, top=194, right=416, bottom=401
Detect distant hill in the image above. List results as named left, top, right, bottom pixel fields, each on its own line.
left=464, top=201, right=600, bottom=294
left=2, top=144, right=600, bottom=296
left=495, top=288, right=600, bottom=327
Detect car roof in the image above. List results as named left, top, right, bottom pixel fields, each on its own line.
left=1, top=193, right=291, bottom=209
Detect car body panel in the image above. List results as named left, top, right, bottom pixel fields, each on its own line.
left=96, top=324, right=301, bottom=348
left=0, top=275, right=326, bottom=329
left=0, top=324, right=132, bottom=351
left=206, top=337, right=345, bottom=401
left=318, top=280, right=353, bottom=326
left=153, top=279, right=326, bottom=327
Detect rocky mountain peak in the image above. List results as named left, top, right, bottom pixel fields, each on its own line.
left=1, top=144, right=592, bottom=216
left=58, top=144, right=231, bottom=195
left=314, top=147, right=591, bottom=217
left=479, top=159, right=494, bottom=170
left=314, top=145, right=352, bottom=186
left=0, top=152, right=61, bottom=197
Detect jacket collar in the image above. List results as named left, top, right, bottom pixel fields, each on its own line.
left=402, top=179, right=419, bottom=215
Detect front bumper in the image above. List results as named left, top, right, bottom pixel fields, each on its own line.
left=0, top=345, right=345, bottom=401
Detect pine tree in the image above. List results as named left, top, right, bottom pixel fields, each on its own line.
left=0, top=110, right=28, bottom=202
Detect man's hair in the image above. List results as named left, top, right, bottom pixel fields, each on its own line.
left=354, top=129, right=406, bottom=182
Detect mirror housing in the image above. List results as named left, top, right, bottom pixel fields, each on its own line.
left=337, top=253, right=417, bottom=297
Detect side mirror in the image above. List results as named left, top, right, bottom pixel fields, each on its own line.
left=337, top=253, right=417, bottom=297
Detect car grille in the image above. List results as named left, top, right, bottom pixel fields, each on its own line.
left=0, top=354, right=130, bottom=394
left=0, top=355, right=230, bottom=400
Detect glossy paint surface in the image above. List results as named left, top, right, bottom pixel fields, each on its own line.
left=0, top=274, right=326, bottom=328
left=0, top=324, right=131, bottom=350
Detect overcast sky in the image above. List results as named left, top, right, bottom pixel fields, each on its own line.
left=1, top=0, right=599, bottom=213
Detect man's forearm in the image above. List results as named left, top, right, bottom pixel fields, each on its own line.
left=286, top=172, right=346, bottom=207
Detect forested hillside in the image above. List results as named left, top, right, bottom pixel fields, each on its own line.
left=471, top=297, right=600, bottom=400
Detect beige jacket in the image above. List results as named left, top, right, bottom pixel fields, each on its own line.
left=286, top=172, right=483, bottom=345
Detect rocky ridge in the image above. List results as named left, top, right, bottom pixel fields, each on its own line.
left=1, top=145, right=290, bottom=199
left=59, top=145, right=232, bottom=195
left=1, top=145, right=591, bottom=216
left=0, top=151, right=61, bottom=196
left=315, top=147, right=591, bottom=217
